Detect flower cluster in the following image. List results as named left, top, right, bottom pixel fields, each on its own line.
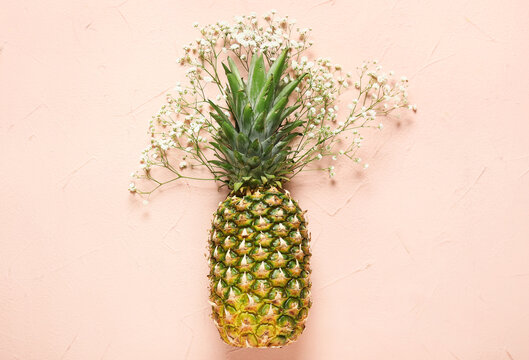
left=130, top=11, right=415, bottom=196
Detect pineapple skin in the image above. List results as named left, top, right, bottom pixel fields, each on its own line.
left=208, top=186, right=312, bottom=348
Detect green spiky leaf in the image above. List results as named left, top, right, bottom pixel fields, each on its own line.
left=233, top=182, right=243, bottom=192
left=207, top=52, right=308, bottom=190
left=227, top=57, right=244, bottom=88
left=267, top=49, right=289, bottom=91
left=247, top=55, right=266, bottom=105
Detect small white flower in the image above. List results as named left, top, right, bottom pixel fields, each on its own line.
left=128, top=182, right=137, bottom=193
left=363, top=163, right=369, bottom=169
left=142, top=199, right=149, bottom=205
left=132, top=13, right=415, bottom=194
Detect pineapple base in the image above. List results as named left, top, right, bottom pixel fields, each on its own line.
left=208, top=186, right=312, bottom=347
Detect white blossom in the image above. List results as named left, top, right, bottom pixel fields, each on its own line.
left=128, top=182, right=137, bottom=193
left=130, top=12, right=414, bottom=195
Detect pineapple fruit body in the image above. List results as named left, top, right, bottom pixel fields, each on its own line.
left=208, top=186, right=312, bottom=347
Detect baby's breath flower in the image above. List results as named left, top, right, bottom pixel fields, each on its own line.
left=128, top=182, right=137, bottom=193
left=329, top=165, right=336, bottom=178
left=131, top=12, right=414, bottom=195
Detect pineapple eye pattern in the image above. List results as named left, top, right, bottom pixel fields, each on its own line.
left=208, top=187, right=311, bottom=347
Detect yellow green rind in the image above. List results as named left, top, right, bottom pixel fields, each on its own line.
left=208, top=186, right=312, bottom=347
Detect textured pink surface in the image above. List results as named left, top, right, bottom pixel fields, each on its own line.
left=1, top=1, right=529, bottom=359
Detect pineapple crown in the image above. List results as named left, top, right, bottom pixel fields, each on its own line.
left=130, top=13, right=414, bottom=198
left=208, top=49, right=306, bottom=192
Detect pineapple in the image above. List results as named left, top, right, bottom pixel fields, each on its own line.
left=207, top=50, right=312, bottom=347
left=132, top=14, right=413, bottom=349
left=209, top=188, right=311, bottom=347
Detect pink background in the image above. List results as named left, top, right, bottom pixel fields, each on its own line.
left=1, top=1, right=529, bottom=359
